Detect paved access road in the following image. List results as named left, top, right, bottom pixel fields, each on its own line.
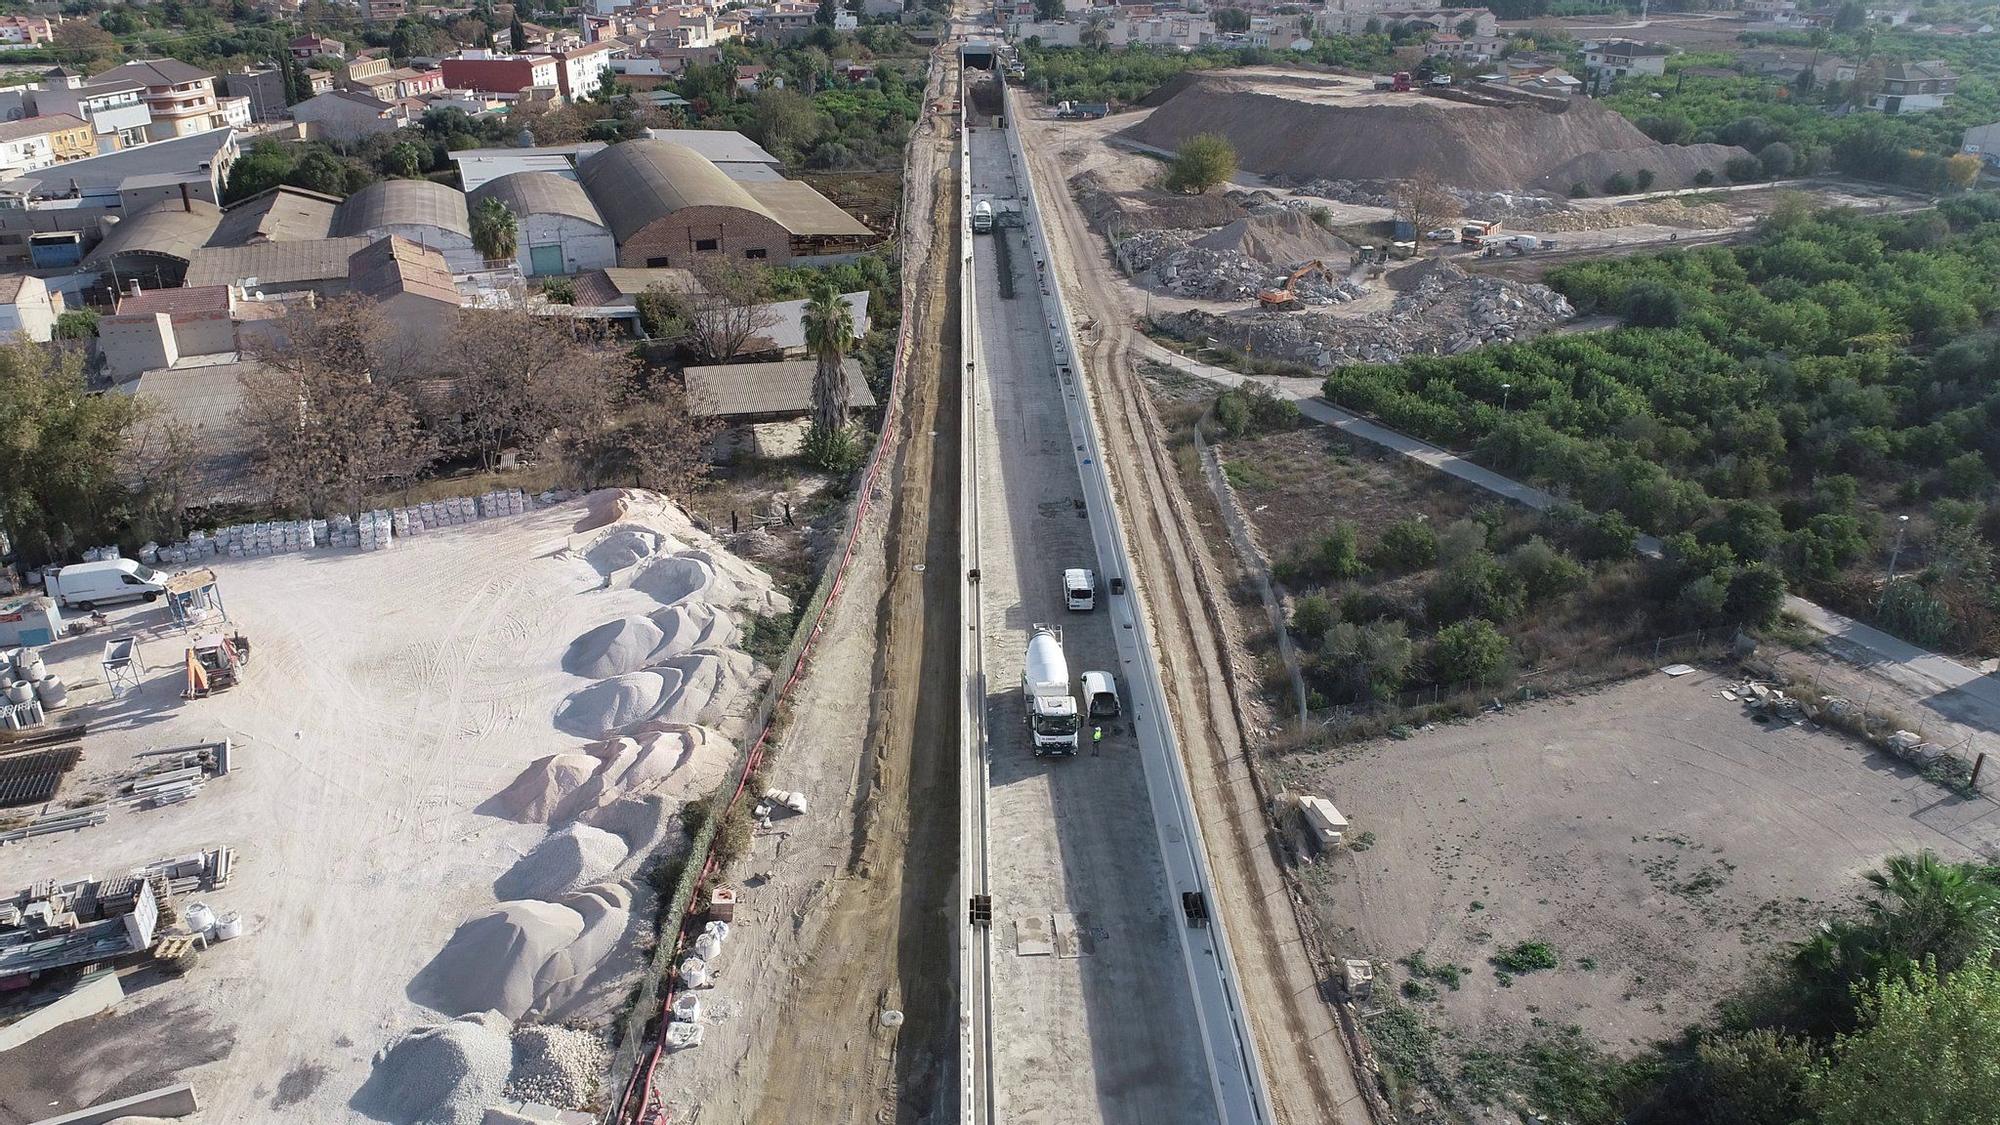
left=967, top=119, right=1217, bottom=1125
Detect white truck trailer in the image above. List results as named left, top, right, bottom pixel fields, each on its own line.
left=1023, top=623, right=1081, bottom=755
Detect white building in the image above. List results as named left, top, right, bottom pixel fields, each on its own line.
left=1962, top=120, right=2000, bottom=165
left=331, top=179, right=479, bottom=273
left=468, top=171, right=616, bottom=276
left=1582, top=40, right=1671, bottom=81
left=24, top=69, right=153, bottom=153
left=0, top=273, right=59, bottom=341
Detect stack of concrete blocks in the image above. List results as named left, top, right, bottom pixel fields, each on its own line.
left=476, top=489, right=528, bottom=518
left=357, top=510, right=394, bottom=552
left=326, top=514, right=359, bottom=549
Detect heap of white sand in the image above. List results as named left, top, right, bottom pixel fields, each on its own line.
left=492, top=725, right=734, bottom=827
left=412, top=885, right=633, bottom=1021
left=573, top=490, right=791, bottom=620
left=494, top=823, right=629, bottom=901
left=553, top=649, right=756, bottom=738
left=563, top=603, right=737, bottom=679
left=354, top=1011, right=514, bottom=1125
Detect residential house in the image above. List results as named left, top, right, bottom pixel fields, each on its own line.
left=29, top=69, right=154, bottom=153
left=0, top=129, right=237, bottom=269
left=90, top=59, right=251, bottom=142
left=365, top=0, right=410, bottom=22
left=1582, top=39, right=1670, bottom=80
left=0, top=15, right=56, bottom=44
left=346, top=236, right=463, bottom=361
left=540, top=42, right=619, bottom=100
left=1423, top=33, right=1501, bottom=63
left=222, top=67, right=291, bottom=123
left=441, top=51, right=561, bottom=95
left=0, top=275, right=60, bottom=341
left=0, top=115, right=93, bottom=181
left=290, top=33, right=346, bottom=60
left=1870, top=59, right=1956, bottom=114
left=291, top=90, right=413, bottom=143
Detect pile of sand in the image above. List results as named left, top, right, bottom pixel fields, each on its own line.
left=584, top=527, right=662, bottom=575
left=353, top=1011, right=514, bottom=1125
left=489, top=725, right=735, bottom=828
left=564, top=616, right=666, bottom=678
left=1535, top=142, right=1751, bottom=195
left=554, top=650, right=755, bottom=738
left=495, top=823, right=630, bottom=901
left=410, top=885, right=633, bottom=1021
left=1123, top=74, right=1682, bottom=191
left=1191, top=210, right=1354, bottom=267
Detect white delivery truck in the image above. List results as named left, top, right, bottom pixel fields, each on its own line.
left=1082, top=670, right=1120, bottom=719
left=45, top=558, right=168, bottom=610
left=1063, top=567, right=1096, bottom=611
left=1023, top=623, right=1080, bottom=755
left=972, top=199, right=994, bottom=234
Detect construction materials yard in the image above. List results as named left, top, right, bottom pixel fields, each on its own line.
left=0, top=490, right=790, bottom=1125
left=1277, top=666, right=2000, bottom=1115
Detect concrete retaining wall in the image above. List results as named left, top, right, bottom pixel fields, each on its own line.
left=27, top=1084, right=198, bottom=1125
left=0, top=971, right=124, bottom=1054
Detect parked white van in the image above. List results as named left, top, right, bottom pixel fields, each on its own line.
left=46, top=558, right=168, bottom=610
left=1064, top=567, right=1096, bottom=611
left=1083, top=670, right=1120, bottom=719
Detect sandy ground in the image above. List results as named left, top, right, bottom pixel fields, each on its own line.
left=1286, top=670, right=2000, bottom=1058
left=1020, top=85, right=1379, bottom=1124
left=0, top=494, right=778, bottom=1124
left=642, top=45, right=962, bottom=1125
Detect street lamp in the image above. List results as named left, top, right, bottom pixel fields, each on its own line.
left=1500, top=383, right=1512, bottom=411
left=1878, top=514, right=1911, bottom=612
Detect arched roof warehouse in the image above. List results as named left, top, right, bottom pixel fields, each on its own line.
left=576, top=139, right=771, bottom=242
left=332, top=179, right=472, bottom=240
left=468, top=170, right=607, bottom=229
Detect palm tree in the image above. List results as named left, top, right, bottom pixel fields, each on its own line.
left=1862, top=851, right=2000, bottom=973
left=1081, top=13, right=1112, bottom=51
left=471, top=197, right=517, bottom=264
left=802, top=284, right=856, bottom=443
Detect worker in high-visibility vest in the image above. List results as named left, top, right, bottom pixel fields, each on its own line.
left=1092, top=725, right=1103, bottom=747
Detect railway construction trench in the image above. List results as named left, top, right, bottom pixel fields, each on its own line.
left=965, top=110, right=1217, bottom=1125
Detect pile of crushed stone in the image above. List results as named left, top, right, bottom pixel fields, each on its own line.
left=553, top=649, right=756, bottom=738
left=505, top=1025, right=610, bottom=1110
left=1190, top=210, right=1354, bottom=267
left=353, top=1011, right=514, bottom=1125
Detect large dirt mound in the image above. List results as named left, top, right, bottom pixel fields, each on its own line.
left=1191, top=210, right=1354, bottom=267
left=1535, top=142, right=1750, bottom=194
left=1123, top=75, right=1670, bottom=191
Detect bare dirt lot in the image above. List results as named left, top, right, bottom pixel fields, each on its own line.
left=1281, top=668, right=2000, bottom=1089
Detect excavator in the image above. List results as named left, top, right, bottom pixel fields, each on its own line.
left=1256, top=260, right=1333, bottom=311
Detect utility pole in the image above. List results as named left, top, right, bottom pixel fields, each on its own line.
left=1877, top=513, right=1910, bottom=612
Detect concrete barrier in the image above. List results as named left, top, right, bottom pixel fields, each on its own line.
left=0, top=971, right=124, bottom=1054
left=27, top=1083, right=198, bottom=1125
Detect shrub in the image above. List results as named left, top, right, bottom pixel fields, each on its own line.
left=1436, top=517, right=1488, bottom=566
left=1725, top=154, right=1765, bottom=183
left=1430, top=618, right=1507, bottom=686
left=1621, top=279, right=1688, bottom=327
left=1427, top=551, right=1525, bottom=623
left=1324, top=618, right=1415, bottom=700
left=53, top=310, right=99, bottom=340
left=1694, top=168, right=1716, bottom=187
left=1293, top=522, right=1367, bottom=582
left=1635, top=168, right=1655, bottom=191
left=1604, top=172, right=1636, bottom=195
left=1759, top=141, right=1796, bottom=178
left=1878, top=580, right=1952, bottom=645
left=1371, top=517, right=1438, bottom=573
left=1291, top=591, right=1335, bottom=645
left=1724, top=562, right=1787, bottom=626
left=1165, top=132, right=1236, bottom=193
left=1506, top=536, right=1586, bottom=603
left=1569, top=182, right=1590, bottom=198
left=1492, top=940, right=1559, bottom=973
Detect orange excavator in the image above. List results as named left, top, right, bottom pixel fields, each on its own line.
left=1257, top=260, right=1333, bottom=310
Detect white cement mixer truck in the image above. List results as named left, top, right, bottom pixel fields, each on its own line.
left=1023, top=623, right=1080, bottom=755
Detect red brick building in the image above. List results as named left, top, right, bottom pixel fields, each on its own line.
left=439, top=52, right=559, bottom=95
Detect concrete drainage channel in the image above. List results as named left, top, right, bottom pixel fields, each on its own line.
left=990, top=75, right=1277, bottom=1124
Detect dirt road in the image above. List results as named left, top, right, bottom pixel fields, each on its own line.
left=742, top=55, right=963, bottom=1123
left=1018, top=105, right=1377, bottom=1125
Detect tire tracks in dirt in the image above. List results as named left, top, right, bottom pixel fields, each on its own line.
left=744, top=50, right=963, bottom=1125
left=1017, top=114, right=1382, bottom=1125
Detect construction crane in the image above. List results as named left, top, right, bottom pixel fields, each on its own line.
left=1256, top=260, right=1332, bottom=310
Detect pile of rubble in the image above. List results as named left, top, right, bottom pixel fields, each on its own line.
left=1451, top=188, right=1571, bottom=221
left=1154, top=258, right=1571, bottom=369
left=1293, top=179, right=1395, bottom=208
left=1529, top=198, right=1735, bottom=233
left=1115, top=228, right=1366, bottom=304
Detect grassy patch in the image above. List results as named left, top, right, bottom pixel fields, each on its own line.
left=1493, top=941, right=1561, bottom=975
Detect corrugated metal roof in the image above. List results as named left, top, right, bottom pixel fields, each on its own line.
left=740, top=180, right=874, bottom=238
left=686, top=357, right=875, bottom=418
left=347, top=235, right=462, bottom=306
left=469, top=170, right=606, bottom=229
left=333, top=179, right=471, bottom=240
left=116, top=285, right=230, bottom=317
left=9, top=129, right=233, bottom=198
left=742, top=291, right=868, bottom=354
left=82, top=199, right=223, bottom=267
left=185, top=237, right=373, bottom=287
left=577, top=139, right=774, bottom=242
left=641, top=128, right=782, bottom=167
left=210, top=186, right=341, bottom=246
left=570, top=266, right=701, bottom=307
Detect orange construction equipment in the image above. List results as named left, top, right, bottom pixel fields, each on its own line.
left=182, top=633, right=250, bottom=699
left=1257, top=260, right=1333, bottom=310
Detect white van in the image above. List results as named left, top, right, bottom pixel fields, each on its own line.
left=1083, top=670, right=1120, bottom=719
left=1063, top=568, right=1096, bottom=611
left=46, top=558, right=168, bottom=610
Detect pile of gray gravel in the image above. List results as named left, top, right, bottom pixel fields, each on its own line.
left=505, top=1024, right=610, bottom=1109
left=354, top=1011, right=514, bottom=1125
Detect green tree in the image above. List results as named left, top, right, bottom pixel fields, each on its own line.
left=383, top=141, right=426, bottom=178
left=225, top=139, right=297, bottom=202
left=1325, top=618, right=1414, bottom=700
left=816, top=0, right=837, bottom=24
left=1165, top=132, right=1236, bottom=194
left=1506, top=537, right=1585, bottom=603
left=53, top=310, right=99, bottom=340
left=1215, top=7, right=1251, bottom=31
left=1813, top=959, right=2000, bottom=1125
left=1034, top=0, right=1063, bottom=18
left=1296, top=522, right=1366, bottom=582
left=1, top=342, right=153, bottom=563
left=1431, top=618, right=1508, bottom=686
left=1370, top=518, right=1438, bottom=572
left=1081, top=13, right=1113, bottom=50
left=1725, top=562, right=1787, bottom=626
left=1291, top=591, right=1335, bottom=644
left=802, top=284, right=859, bottom=468
left=510, top=13, right=526, bottom=51
left=470, top=197, right=518, bottom=262
left=286, top=148, right=353, bottom=195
